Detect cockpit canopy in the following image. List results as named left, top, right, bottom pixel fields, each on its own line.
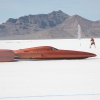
left=51, top=47, right=58, bottom=50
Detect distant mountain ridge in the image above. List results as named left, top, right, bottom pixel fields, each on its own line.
left=0, top=10, right=100, bottom=40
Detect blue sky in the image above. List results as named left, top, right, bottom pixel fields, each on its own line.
left=0, top=0, right=100, bottom=24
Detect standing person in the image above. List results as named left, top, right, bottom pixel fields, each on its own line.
left=90, top=38, right=96, bottom=48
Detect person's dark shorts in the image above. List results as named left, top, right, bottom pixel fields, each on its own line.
left=91, top=42, right=95, bottom=45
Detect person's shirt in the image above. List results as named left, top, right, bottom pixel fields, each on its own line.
left=91, top=38, right=95, bottom=43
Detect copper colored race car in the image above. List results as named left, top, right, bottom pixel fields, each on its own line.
left=14, top=46, right=96, bottom=59
left=0, top=49, right=14, bottom=62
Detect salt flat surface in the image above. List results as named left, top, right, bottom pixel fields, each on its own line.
left=0, top=38, right=100, bottom=100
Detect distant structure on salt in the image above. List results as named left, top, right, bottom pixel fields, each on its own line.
left=78, top=24, right=81, bottom=46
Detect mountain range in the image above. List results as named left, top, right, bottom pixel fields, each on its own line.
left=0, top=10, right=100, bottom=40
